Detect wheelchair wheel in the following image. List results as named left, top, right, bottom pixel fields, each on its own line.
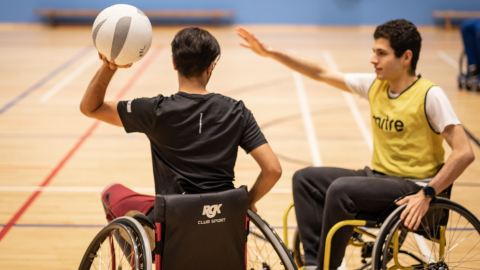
left=79, top=217, right=152, bottom=270
left=371, top=198, right=480, bottom=270
left=247, top=210, right=297, bottom=270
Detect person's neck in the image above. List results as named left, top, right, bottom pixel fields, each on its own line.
left=388, top=73, right=418, bottom=94
left=177, top=74, right=210, bottom=95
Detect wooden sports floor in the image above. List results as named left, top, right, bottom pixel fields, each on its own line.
left=0, top=24, right=479, bottom=269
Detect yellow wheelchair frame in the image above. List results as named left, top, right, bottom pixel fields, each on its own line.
left=282, top=202, right=448, bottom=270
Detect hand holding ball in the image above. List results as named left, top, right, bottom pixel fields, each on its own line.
left=92, top=4, right=152, bottom=66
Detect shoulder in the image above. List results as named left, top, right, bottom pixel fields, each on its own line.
left=119, top=95, right=168, bottom=116
left=344, top=73, right=376, bottom=100
left=213, top=93, right=241, bottom=103
left=344, top=73, right=377, bottom=85
left=425, top=86, right=447, bottom=100
left=119, top=95, right=164, bottom=109
left=425, top=86, right=460, bottom=133
left=211, top=93, right=247, bottom=108
left=425, top=86, right=453, bottom=110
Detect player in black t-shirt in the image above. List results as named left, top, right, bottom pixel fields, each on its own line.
left=80, top=27, right=282, bottom=213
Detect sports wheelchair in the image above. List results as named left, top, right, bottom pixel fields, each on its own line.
left=78, top=186, right=298, bottom=270
left=458, top=50, right=480, bottom=92
left=283, top=185, right=480, bottom=270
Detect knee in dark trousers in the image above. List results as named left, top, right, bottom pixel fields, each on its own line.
left=324, top=177, right=358, bottom=216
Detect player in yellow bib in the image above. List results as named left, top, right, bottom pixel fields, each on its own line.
left=237, top=19, right=475, bottom=269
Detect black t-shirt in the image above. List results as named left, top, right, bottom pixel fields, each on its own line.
left=117, top=92, right=267, bottom=195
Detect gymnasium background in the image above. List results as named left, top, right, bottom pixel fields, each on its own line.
left=1, top=1, right=480, bottom=270
left=2, top=0, right=480, bottom=25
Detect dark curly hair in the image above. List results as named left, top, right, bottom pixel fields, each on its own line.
left=171, top=27, right=221, bottom=78
left=374, top=19, right=422, bottom=75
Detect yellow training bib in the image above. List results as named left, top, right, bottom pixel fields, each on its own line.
left=369, top=77, right=444, bottom=179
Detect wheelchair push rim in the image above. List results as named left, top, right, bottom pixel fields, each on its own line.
left=247, top=209, right=298, bottom=270
left=372, top=198, right=480, bottom=270
left=78, top=222, right=144, bottom=270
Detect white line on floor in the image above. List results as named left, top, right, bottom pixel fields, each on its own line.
left=293, top=71, right=323, bottom=166
left=323, top=50, right=373, bottom=151
left=438, top=50, right=459, bottom=70
left=40, top=54, right=99, bottom=103
left=414, top=233, right=436, bottom=264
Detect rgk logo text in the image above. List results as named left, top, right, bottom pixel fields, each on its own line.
left=203, top=204, right=222, bottom=218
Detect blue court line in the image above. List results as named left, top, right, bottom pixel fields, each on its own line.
left=464, top=126, right=480, bottom=150
left=0, top=45, right=94, bottom=116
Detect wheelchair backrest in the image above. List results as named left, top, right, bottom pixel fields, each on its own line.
left=154, top=186, right=248, bottom=270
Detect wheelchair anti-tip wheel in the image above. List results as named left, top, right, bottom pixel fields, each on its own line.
left=372, top=198, right=480, bottom=270
left=247, top=209, right=298, bottom=270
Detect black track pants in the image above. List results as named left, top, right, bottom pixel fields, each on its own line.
left=292, top=166, right=422, bottom=269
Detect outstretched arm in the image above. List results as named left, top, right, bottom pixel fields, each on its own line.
left=396, top=124, right=475, bottom=230
left=80, top=54, right=132, bottom=126
left=236, top=26, right=350, bottom=92
left=248, top=143, right=283, bottom=212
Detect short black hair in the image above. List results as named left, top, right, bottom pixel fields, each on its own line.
left=171, top=27, right=221, bottom=78
left=374, top=19, right=422, bottom=75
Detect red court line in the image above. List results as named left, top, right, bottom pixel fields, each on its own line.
left=0, top=47, right=162, bottom=242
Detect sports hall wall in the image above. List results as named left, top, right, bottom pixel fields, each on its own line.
left=1, top=0, right=480, bottom=25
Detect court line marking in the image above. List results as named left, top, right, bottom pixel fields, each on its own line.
left=438, top=50, right=480, bottom=149
left=0, top=186, right=292, bottom=194
left=0, top=47, right=162, bottom=243
left=413, top=234, right=436, bottom=264
left=0, top=45, right=93, bottom=115
left=293, top=71, right=323, bottom=166
left=323, top=50, right=373, bottom=151
left=40, top=54, right=99, bottom=103
left=438, top=50, right=458, bottom=70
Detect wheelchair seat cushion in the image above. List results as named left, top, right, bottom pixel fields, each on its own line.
left=155, top=186, right=248, bottom=270
left=101, top=183, right=155, bottom=222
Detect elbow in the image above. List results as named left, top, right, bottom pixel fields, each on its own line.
left=310, top=71, right=325, bottom=82
left=79, top=104, right=89, bottom=117
left=268, top=165, right=282, bottom=182
left=79, top=104, right=93, bottom=118
left=465, top=150, right=475, bottom=166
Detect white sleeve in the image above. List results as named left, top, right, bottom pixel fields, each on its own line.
left=344, top=73, right=377, bottom=100
left=425, top=86, right=461, bottom=133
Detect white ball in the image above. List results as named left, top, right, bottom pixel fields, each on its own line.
left=92, top=4, right=152, bottom=65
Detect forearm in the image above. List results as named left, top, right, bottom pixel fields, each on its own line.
left=266, top=47, right=328, bottom=81
left=80, top=65, right=117, bottom=116
left=265, top=47, right=349, bottom=91
left=429, top=149, right=475, bottom=195
left=248, top=170, right=281, bottom=207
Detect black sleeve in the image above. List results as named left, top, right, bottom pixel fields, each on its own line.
left=117, top=96, right=163, bottom=134
left=239, top=107, right=268, bottom=154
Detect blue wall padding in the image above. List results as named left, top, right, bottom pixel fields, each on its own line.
left=1, top=0, right=479, bottom=25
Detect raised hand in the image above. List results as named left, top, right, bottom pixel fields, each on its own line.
left=99, top=53, right=133, bottom=70
left=236, top=26, right=271, bottom=57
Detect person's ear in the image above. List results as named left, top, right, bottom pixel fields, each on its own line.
left=403, top=50, right=413, bottom=67
left=172, top=56, right=177, bottom=70
left=207, top=61, right=215, bottom=75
